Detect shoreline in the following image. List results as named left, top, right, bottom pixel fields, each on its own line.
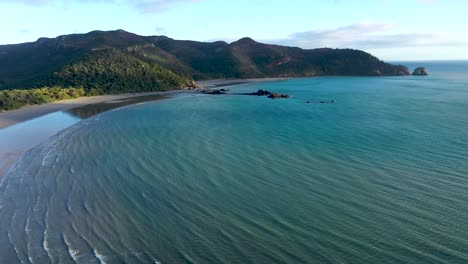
left=0, top=90, right=186, bottom=129
left=0, top=90, right=186, bottom=178
left=0, top=78, right=286, bottom=129
left=0, top=78, right=281, bottom=178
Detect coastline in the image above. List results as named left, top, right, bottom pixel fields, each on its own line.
left=0, top=78, right=285, bottom=129
left=0, top=90, right=185, bottom=129
left=0, top=78, right=282, bottom=178
left=0, top=89, right=184, bottom=178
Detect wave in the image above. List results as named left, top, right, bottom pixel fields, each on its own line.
left=93, top=248, right=108, bottom=264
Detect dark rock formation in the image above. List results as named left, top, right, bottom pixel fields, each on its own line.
left=244, top=89, right=289, bottom=99
left=412, top=67, right=428, bottom=76
left=309, top=100, right=335, bottom=104
left=247, top=89, right=271, bottom=96
left=268, top=93, right=289, bottom=99
left=203, top=89, right=227, bottom=95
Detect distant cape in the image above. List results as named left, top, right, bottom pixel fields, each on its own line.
left=0, top=29, right=410, bottom=91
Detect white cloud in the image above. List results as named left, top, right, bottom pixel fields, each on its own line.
left=0, top=0, right=197, bottom=12
left=136, top=0, right=198, bottom=13
left=269, top=22, right=467, bottom=50
left=0, top=0, right=49, bottom=4
left=19, top=29, right=32, bottom=34
left=154, top=26, right=166, bottom=34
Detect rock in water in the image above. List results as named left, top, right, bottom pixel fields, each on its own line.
left=248, top=89, right=271, bottom=96
left=412, top=67, right=428, bottom=76
left=242, top=89, right=290, bottom=98
left=268, top=93, right=289, bottom=99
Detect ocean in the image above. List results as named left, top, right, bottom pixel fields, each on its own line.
left=1, top=61, right=468, bottom=263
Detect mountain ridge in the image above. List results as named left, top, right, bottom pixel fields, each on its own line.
left=0, top=29, right=410, bottom=91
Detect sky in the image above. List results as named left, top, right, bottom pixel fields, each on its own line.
left=0, top=0, right=467, bottom=60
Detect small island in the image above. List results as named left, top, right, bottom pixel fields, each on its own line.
left=412, top=67, right=429, bottom=76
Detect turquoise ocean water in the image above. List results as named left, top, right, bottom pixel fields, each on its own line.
left=1, top=61, right=468, bottom=263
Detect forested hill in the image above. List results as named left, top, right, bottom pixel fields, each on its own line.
left=0, top=29, right=410, bottom=91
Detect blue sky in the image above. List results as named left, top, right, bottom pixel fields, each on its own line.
left=1, top=0, right=467, bottom=60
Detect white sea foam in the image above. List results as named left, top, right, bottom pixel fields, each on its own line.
left=43, top=210, right=52, bottom=259
left=67, top=201, right=73, bottom=214
left=69, top=249, right=80, bottom=260
left=41, top=137, right=63, bottom=167
left=39, top=128, right=74, bottom=168
left=84, top=202, right=91, bottom=213
left=43, top=230, right=50, bottom=256
left=7, top=231, right=21, bottom=260
left=41, top=148, right=55, bottom=167
left=63, top=233, right=80, bottom=262
left=93, top=248, right=108, bottom=264
left=25, top=215, right=33, bottom=233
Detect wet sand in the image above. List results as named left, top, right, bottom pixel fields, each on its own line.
left=0, top=90, right=188, bottom=129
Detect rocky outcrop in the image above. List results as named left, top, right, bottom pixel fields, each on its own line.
left=412, top=67, right=428, bottom=76
left=248, top=89, right=271, bottom=96
left=268, top=93, right=289, bottom=99
left=185, top=80, right=199, bottom=89
left=246, top=89, right=289, bottom=99
left=397, top=66, right=411, bottom=76
left=202, top=89, right=229, bottom=95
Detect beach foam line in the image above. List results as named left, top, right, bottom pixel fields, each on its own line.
left=93, top=248, right=108, bottom=264
left=63, top=233, right=81, bottom=262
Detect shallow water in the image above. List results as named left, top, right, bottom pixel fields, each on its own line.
left=0, top=111, right=81, bottom=176
left=1, top=62, right=468, bottom=263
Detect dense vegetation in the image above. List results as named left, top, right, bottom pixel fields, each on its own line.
left=0, top=29, right=410, bottom=92
left=0, top=49, right=192, bottom=111
left=0, top=87, right=86, bottom=111
left=48, top=49, right=187, bottom=93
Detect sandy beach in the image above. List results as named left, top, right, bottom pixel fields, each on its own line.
left=0, top=90, right=187, bottom=129
left=0, top=78, right=285, bottom=129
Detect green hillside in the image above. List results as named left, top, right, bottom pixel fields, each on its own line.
left=0, top=29, right=410, bottom=91
left=48, top=49, right=186, bottom=94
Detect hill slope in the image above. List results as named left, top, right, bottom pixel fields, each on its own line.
left=0, top=30, right=410, bottom=90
